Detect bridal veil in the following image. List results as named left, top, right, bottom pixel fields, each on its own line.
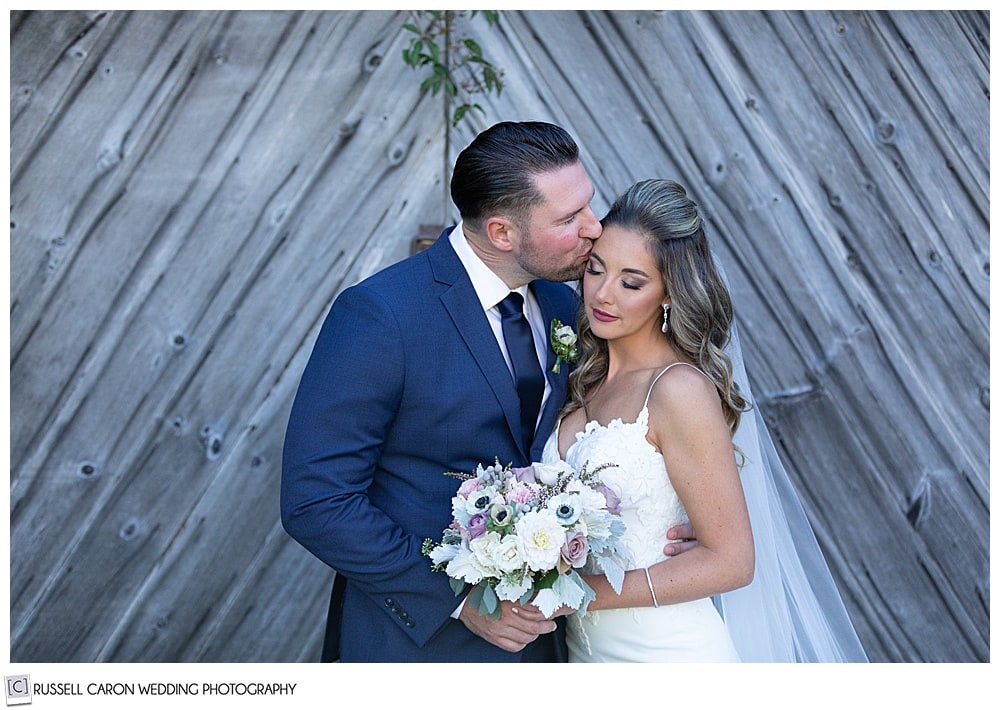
left=717, top=269, right=868, bottom=662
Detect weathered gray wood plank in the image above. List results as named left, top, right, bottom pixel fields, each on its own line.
left=10, top=9, right=433, bottom=660
left=8, top=10, right=988, bottom=663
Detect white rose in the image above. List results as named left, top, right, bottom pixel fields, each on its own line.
left=490, top=534, right=525, bottom=573
left=468, top=531, right=502, bottom=577
left=530, top=462, right=565, bottom=487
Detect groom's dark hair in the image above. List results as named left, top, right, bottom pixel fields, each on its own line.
left=451, top=121, right=580, bottom=231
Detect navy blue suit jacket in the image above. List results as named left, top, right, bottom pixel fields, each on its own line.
left=281, top=229, right=578, bottom=662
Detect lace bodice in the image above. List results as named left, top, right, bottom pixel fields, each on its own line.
left=541, top=402, right=688, bottom=569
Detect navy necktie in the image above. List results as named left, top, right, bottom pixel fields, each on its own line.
left=497, top=292, right=545, bottom=452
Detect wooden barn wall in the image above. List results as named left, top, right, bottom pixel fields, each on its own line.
left=8, top=10, right=988, bottom=663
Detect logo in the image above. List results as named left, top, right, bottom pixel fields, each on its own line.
left=4, top=676, right=31, bottom=706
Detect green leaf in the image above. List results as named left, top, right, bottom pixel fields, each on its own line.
left=419, top=76, right=437, bottom=93
left=468, top=582, right=485, bottom=609
left=480, top=584, right=500, bottom=618
left=535, top=569, right=560, bottom=590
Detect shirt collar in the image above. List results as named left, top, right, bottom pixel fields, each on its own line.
left=449, top=221, right=529, bottom=311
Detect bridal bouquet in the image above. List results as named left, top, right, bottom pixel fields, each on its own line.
left=422, top=458, right=631, bottom=619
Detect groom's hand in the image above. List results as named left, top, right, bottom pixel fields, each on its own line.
left=664, top=522, right=699, bottom=556
left=459, top=599, right=557, bottom=653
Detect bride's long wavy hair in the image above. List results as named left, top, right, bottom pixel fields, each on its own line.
left=565, top=179, right=749, bottom=439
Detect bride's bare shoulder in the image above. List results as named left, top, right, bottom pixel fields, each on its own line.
left=647, top=363, right=717, bottom=413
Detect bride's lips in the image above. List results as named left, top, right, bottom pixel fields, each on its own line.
left=591, top=308, right=618, bottom=323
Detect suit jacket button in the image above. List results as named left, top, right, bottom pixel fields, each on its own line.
left=405, top=619, right=415, bottom=627
left=384, top=597, right=394, bottom=607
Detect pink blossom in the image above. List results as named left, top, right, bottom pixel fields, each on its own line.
left=505, top=480, right=538, bottom=505
left=457, top=478, right=482, bottom=498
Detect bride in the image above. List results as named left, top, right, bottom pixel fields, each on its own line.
left=542, top=179, right=868, bottom=662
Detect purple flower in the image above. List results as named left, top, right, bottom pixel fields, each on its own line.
left=597, top=483, right=621, bottom=514
left=466, top=512, right=488, bottom=540
left=511, top=466, right=536, bottom=484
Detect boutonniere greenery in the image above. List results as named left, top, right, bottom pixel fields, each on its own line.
left=549, top=319, right=579, bottom=374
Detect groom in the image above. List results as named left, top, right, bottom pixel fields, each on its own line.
left=281, top=121, right=693, bottom=662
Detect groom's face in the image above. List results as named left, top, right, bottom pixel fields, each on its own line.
left=511, top=161, right=602, bottom=283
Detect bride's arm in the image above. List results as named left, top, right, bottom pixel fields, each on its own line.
left=583, top=367, right=754, bottom=611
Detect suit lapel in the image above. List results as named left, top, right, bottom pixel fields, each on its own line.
left=429, top=234, right=525, bottom=456
left=531, top=282, right=573, bottom=460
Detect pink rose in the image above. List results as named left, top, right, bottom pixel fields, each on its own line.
left=457, top=478, right=482, bottom=498
left=560, top=530, right=589, bottom=569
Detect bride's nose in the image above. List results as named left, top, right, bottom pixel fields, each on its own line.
left=593, top=278, right=612, bottom=304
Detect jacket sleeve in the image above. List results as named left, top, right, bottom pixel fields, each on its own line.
left=280, top=283, right=461, bottom=647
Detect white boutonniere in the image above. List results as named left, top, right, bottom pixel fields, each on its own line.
left=549, top=319, right=579, bottom=374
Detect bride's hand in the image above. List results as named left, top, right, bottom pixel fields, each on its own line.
left=664, top=522, right=699, bottom=556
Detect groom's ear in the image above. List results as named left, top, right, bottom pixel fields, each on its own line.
left=484, top=216, right=516, bottom=252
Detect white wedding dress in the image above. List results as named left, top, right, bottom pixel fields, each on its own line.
left=540, top=364, right=741, bottom=662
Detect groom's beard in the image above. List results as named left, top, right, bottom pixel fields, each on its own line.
left=515, top=238, right=591, bottom=284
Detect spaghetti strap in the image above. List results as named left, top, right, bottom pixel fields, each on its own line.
left=642, top=362, right=708, bottom=409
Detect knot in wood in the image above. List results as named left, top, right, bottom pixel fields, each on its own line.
left=200, top=425, right=223, bottom=460
left=119, top=518, right=143, bottom=542
left=339, top=113, right=363, bottom=137
left=387, top=142, right=408, bottom=167
left=363, top=49, right=383, bottom=73
left=876, top=118, right=897, bottom=144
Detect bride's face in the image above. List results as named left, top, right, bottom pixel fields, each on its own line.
left=583, top=224, right=667, bottom=341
